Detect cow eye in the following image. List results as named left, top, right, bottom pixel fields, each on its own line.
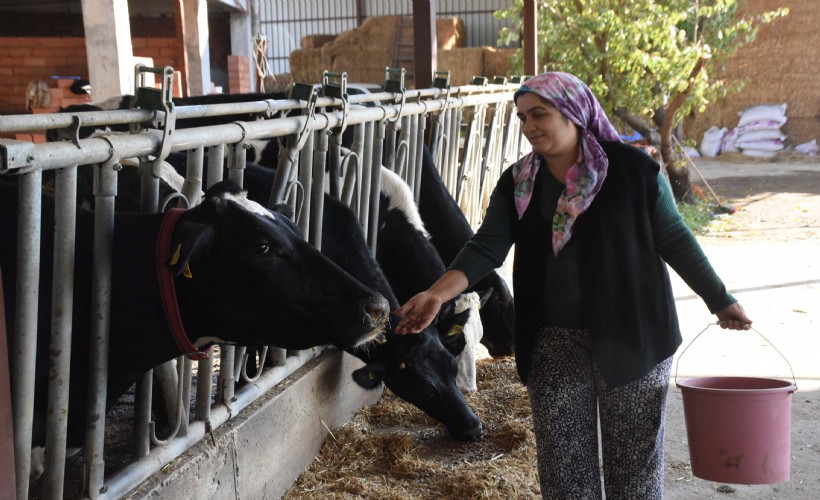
left=252, top=239, right=271, bottom=255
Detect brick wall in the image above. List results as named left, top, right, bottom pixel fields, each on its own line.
left=0, top=36, right=178, bottom=116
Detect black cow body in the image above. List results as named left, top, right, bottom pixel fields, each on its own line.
left=418, top=147, right=515, bottom=356
left=222, top=162, right=482, bottom=440
left=1, top=178, right=389, bottom=451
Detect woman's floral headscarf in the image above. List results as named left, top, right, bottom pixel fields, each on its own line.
left=513, top=72, right=620, bottom=254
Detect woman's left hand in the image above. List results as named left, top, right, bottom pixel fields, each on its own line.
left=715, top=302, right=752, bottom=330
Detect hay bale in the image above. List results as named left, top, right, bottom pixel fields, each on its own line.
left=290, top=48, right=329, bottom=84
left=437, top=17, right=466, bottom=49
left=439, top=47, right=486, bottom=86
left=321, top=16, right=400, bottom=83
left=283, top=357, right=540, bottom=499
left=483, top=47, right=516, bottom=80
left=301, top=34, right=338, bottom=49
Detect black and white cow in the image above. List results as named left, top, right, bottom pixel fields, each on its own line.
left=417, top=146, right=516, bottom=356
left=1, top=178, right=389, bottom=460
left=377, top=166, right=488, bottom=393
left=319, top=193, right=483, bottom=440
left=224, top=162, right=483, bottom=439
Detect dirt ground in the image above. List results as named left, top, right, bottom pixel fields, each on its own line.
left=286, top=153, right=820, bottom=499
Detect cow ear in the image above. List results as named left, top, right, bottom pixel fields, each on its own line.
left=477, top=287, right=494, bottom=308
left=352, top=362, right=385, bottom=389
left=438, top=323, right=467, bottom=357
left=168, top=220, right=215, bottom=277
left=271, top=203, right=295, bottom=221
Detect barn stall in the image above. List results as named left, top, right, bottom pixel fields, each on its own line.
left=0, top=66, right=527, bottom=498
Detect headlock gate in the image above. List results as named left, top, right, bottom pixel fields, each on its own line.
left=0, top=67, right=526, bottom=499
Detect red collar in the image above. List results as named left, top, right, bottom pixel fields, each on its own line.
left=155, top=208, right=211, bottom=360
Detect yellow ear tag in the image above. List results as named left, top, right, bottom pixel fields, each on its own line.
left=398, top=362, right=406, bottom=370
left=170, top=243, right=182, bottom=266
left=448, top=325, right=464, bottom=337
left=183, top=263, right=193, bottom=279
left=367, top=371, right=375, bottom=380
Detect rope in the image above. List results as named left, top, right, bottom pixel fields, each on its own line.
left=254, top=35, right=274, bottom=92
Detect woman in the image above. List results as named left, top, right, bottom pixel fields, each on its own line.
left=395, top=72, right=751, bottom=498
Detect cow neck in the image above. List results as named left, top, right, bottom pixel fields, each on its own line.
left=155, top=208, right=211, bottom=360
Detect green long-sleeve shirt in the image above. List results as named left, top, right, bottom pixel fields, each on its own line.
left=449, top=169, right=735, bottom=326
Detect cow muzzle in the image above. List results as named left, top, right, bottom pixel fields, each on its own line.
left=355, top=293, right=390, bottom=346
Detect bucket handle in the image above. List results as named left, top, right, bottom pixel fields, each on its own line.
left=674, top=322, right=797, bottom=391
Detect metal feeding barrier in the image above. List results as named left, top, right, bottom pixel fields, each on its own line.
left=0, top=66, right=525, bottom=499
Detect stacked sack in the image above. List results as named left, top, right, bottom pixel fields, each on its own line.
left=722, top=103, right=788, bottom=158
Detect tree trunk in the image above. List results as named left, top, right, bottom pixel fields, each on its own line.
left=658, top=56, right=707, bottom=202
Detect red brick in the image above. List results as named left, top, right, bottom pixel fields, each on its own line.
left=0, top=37, right=20, bottom=48
left=31, top=107, right=60, bottom=114
left=24, top=57, right=47, bottom=67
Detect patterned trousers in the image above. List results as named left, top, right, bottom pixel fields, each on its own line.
left=526, top=327, right=672, bottom=499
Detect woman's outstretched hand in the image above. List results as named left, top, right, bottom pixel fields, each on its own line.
left=715, top=302, right=752, bottom=330
left=394, top=291, right=445, bottom=334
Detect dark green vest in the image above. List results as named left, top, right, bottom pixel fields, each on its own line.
left=508, top=141, right=681, bottom=387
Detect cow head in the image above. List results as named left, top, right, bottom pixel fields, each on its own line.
left=435, top=290, right=492, bottom=393
left=169, top=180, right=390, bottom=350
left=351, top=327, right=483, bottom=442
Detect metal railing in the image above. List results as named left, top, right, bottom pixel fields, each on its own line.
left=0, top=71, right=523, bottom=499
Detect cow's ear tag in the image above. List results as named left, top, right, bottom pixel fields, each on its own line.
left=170, top=243, right=183, bottom=266
left=183, top=263, right=193, bottom=279
left=398, top=362, right=406, bottom=370
left=367, top=370, right=375, bottom=380
left=448, top=325, right=464, bottom=337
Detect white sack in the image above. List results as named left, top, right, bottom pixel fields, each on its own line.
left=738, top=139, right=784, bottom=152
left=737, top=103, right=787, bottom=127
left=741, top=148, right=779, bottom=158
left=721, top=128, right=740, bottom=153
left=736, top=129, right=786, bottom=143
left=700, top=126, right=728, bottom=157
left=795, top=139, right=819, bottom=156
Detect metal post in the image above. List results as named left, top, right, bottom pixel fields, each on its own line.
left=367, top=121, right=385, bottom=251
left=310, top=131, right=328, bottom=250
left=413, top=114, right=427, bottom=201
left=523, top=0, right=538, bottom=75
left=43, top=166, right=78, bottom=499
left=359, top=121, right=374, bottom=232
left=83, top=161, right=118, bottom=498
left=194, top=350, right=213, bottom=422
left=183, top=146, right=204, bottom=206
left=297, top=132, right=315, bottom=236
left=206, top=144, right=225, bottom=187
left=12, top=169, right=42, bottom=500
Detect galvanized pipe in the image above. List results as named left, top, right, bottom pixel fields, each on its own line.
left=297, top=132, right=315, bottom=237
left=83, top=161, right=118, bottom=499
left=406, top=114, right=419, bottom=195
left=328, top=133, right=342, bottom=199
left=134, top=370, right=153, bottom=458
left=42, top=166, right=78, bottom=500
left=183, top=146, right=205, bottom=206
left=358, top=122, right=374, bottom=233
left=217, top=346, right=236, bottom=407
left=348, top=123, right=366, bottom=220
left=413, top=115, right=427, bottom=202
left=310, top=131, right=328, bottom=250
left=367, top=121, right=385, bottom=252
left=194, top=351, right=214, bottom=422
left=2, top=93, right=514, bottom=174
left=206, top=144, right=225, bottom=187
left=12, top=170, right=42, bottom=500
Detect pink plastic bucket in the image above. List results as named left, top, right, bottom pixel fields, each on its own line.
left=677, top=376, right=795, bottom=484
